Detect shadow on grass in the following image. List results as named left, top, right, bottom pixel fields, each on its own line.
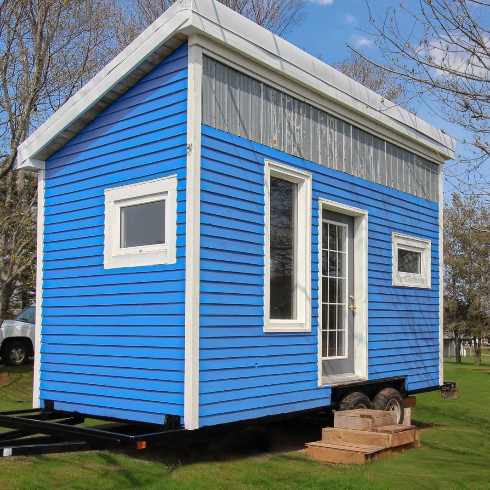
left=118, top=414, right=332, bottom=468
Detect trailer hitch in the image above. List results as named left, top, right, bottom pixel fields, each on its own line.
left=440, top=381, right=459, bottom=399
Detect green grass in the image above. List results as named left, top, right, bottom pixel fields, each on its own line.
left=0, top=357, right=489, bottom=489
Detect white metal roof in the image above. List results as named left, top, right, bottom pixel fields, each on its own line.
left=17, top=0, right=455, bottom=170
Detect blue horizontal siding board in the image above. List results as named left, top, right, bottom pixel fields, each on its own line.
left=199, top=389, right=329, bottom=417
left=43, top=326, right=185, bottom=338
left=200, top=362, right=317, bottom=382
left=39, top=390, right=184, bottom=415
left=41, top=344, right=185, bottom=360
left=42, top=364, right=185, bottom=382
left=199, top=125, right=440, bottom=426
left=50, top=401, right=181, bottom=425
left=42, top=354, right=184, bottom=371
left=40, top=44, right=188, bottom=424
left=42, top=315, right=185, bottom=327
left=202, top=372, right=318, bottom=394
left=42, top=334, right=185, bottom=349
left=42, top=372, right=183, bottom=394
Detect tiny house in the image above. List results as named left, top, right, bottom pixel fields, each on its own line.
left=17, top=0, right=455, bottom=430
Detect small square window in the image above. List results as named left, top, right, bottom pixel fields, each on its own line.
left=120, top=200, right=166, bottom=248
left=397, top=249, right=421, bottom=274
left=104, top=176, right=177, bottom=269
left=392, top=233, right=431, bottom=288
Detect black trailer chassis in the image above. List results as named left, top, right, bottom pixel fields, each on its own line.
left=0, top=407, right=187, bottom=457
left=0, top=379, right=458, bottom=457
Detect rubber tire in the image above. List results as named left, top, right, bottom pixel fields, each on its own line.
left=2, top=340, right=29, bottom=366
left=339, top=392, right=372, bottom=410
left=372, top=388, right=404, bottom=424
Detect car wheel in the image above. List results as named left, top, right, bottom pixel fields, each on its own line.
left=2, top=340, right=29, bottom=366
left=372, top=388, right=404, bottom=424
left=339, top=392, right=372, bottom=410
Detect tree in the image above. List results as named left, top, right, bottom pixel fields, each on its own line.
left=125, top=0, right=306, bottom=36
left=364, top=0, right=490, bottom=194
left=333, top=52, right=406, bottom=105
left=444, top=194, right=490, bottom=364
left=0, top=0, right=125, bottom=321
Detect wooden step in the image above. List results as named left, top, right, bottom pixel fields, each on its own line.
left=306, top=440, right=385, bottom=465
left=322, top=426, right=417, bottom=448
left=334, top=409, right=397, bottom=431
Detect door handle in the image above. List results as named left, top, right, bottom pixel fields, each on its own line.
left=349, top=305, right=357, bottom=311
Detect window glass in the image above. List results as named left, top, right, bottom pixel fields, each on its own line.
left=398, top=248, right=421, bottom=274
left=120, top=200, right=166, bottom=248
left=14, top=306, right=36, bottom=324
left=269, top=176, right=296, bottom=320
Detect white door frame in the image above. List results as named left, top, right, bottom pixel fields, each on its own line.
left=318, top=198, right=368, bottom=386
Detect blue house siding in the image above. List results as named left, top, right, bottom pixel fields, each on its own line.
left=199, top=125, right=440, bottom=426
left=40, top=44, right=189, bottom=425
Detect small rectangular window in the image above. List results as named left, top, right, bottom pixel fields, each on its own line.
left=265, top=160, right=312, bottom=332
left=392, top=233, right=431, bottom=288
left=120, top=200, right=166, bottom=248
left=104, top=176, right=177, bottom=269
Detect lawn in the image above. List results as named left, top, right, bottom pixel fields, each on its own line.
left=0, top=356, right=489, bottom=490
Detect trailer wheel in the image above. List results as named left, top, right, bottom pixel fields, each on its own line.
left=339, top=392, right=372, bottom=410
left=372, top=388, right=404, bottom=424
left=2, top=340, right=29, bottom=366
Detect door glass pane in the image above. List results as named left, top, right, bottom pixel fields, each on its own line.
left=270, top=176, right=296, bottom=319
left=120, top=200, right=165, bottom=248
left=398, top=249, right=421, bottom=274
left=322, top=221, right=348, bottom=358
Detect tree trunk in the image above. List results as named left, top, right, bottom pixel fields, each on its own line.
left=474, top=337, right=482, bottom=366
left=455, top=336, right=462, bottom=364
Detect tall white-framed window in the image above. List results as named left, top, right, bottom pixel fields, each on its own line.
left=392, top=233, right=431, bottom=288
left=264, top=160, right=312, bottom=333
left=104, top=175, right=177, bottom=269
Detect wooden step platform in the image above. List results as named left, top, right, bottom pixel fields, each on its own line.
left=306, top=410, right=419, bottom=465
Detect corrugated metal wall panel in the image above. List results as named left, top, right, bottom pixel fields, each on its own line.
left=41, top=44, right=189, bottom=425
left=202, top=57, right=441, bottom=202
left=199, top=124, right=440, bottom=427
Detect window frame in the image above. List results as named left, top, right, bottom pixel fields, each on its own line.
left=264, top=160, right=312, bottom=333
left=104, top=175, right=177, bottom=269
left=392, top=233, right=431, bottom=288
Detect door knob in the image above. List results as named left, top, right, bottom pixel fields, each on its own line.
left=349, top=305, right=357, bottom=311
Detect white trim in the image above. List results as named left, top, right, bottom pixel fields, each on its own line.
left=264, top=160, right=312, bottom=333
left=392, top=233, right=431, bottom=289
left=32, top=169, right=45, bottom=408
left=184, top=37, right=202, bottom=430
left=104, top=176, right=177, bottom=269
left=18, top=0, right=455, bottom=170
left=318, top=198, right=368, bottom=386
left=21, top=158, right=45, bottom=171
left=438, top=170, right=444, bottom=386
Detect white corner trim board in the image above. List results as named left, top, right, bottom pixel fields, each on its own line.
left=33, top=169, right=45, bottom=408
left=184, top=38, right=203, bottom=431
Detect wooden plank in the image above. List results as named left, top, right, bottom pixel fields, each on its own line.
left=322, top=427, right=392, bottom=448
left=373, top=424, right=416, bottom=433
left=334, top=410, right=397, bottom=430
left=306, top=441, right=384, bottom=465
left=403, top=396, right=417, bottom=407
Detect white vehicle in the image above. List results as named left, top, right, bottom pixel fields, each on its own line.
left=0, top=305, right=35, bottom=366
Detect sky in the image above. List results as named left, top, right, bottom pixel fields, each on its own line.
left=281, top=0, right=475, bottom=199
